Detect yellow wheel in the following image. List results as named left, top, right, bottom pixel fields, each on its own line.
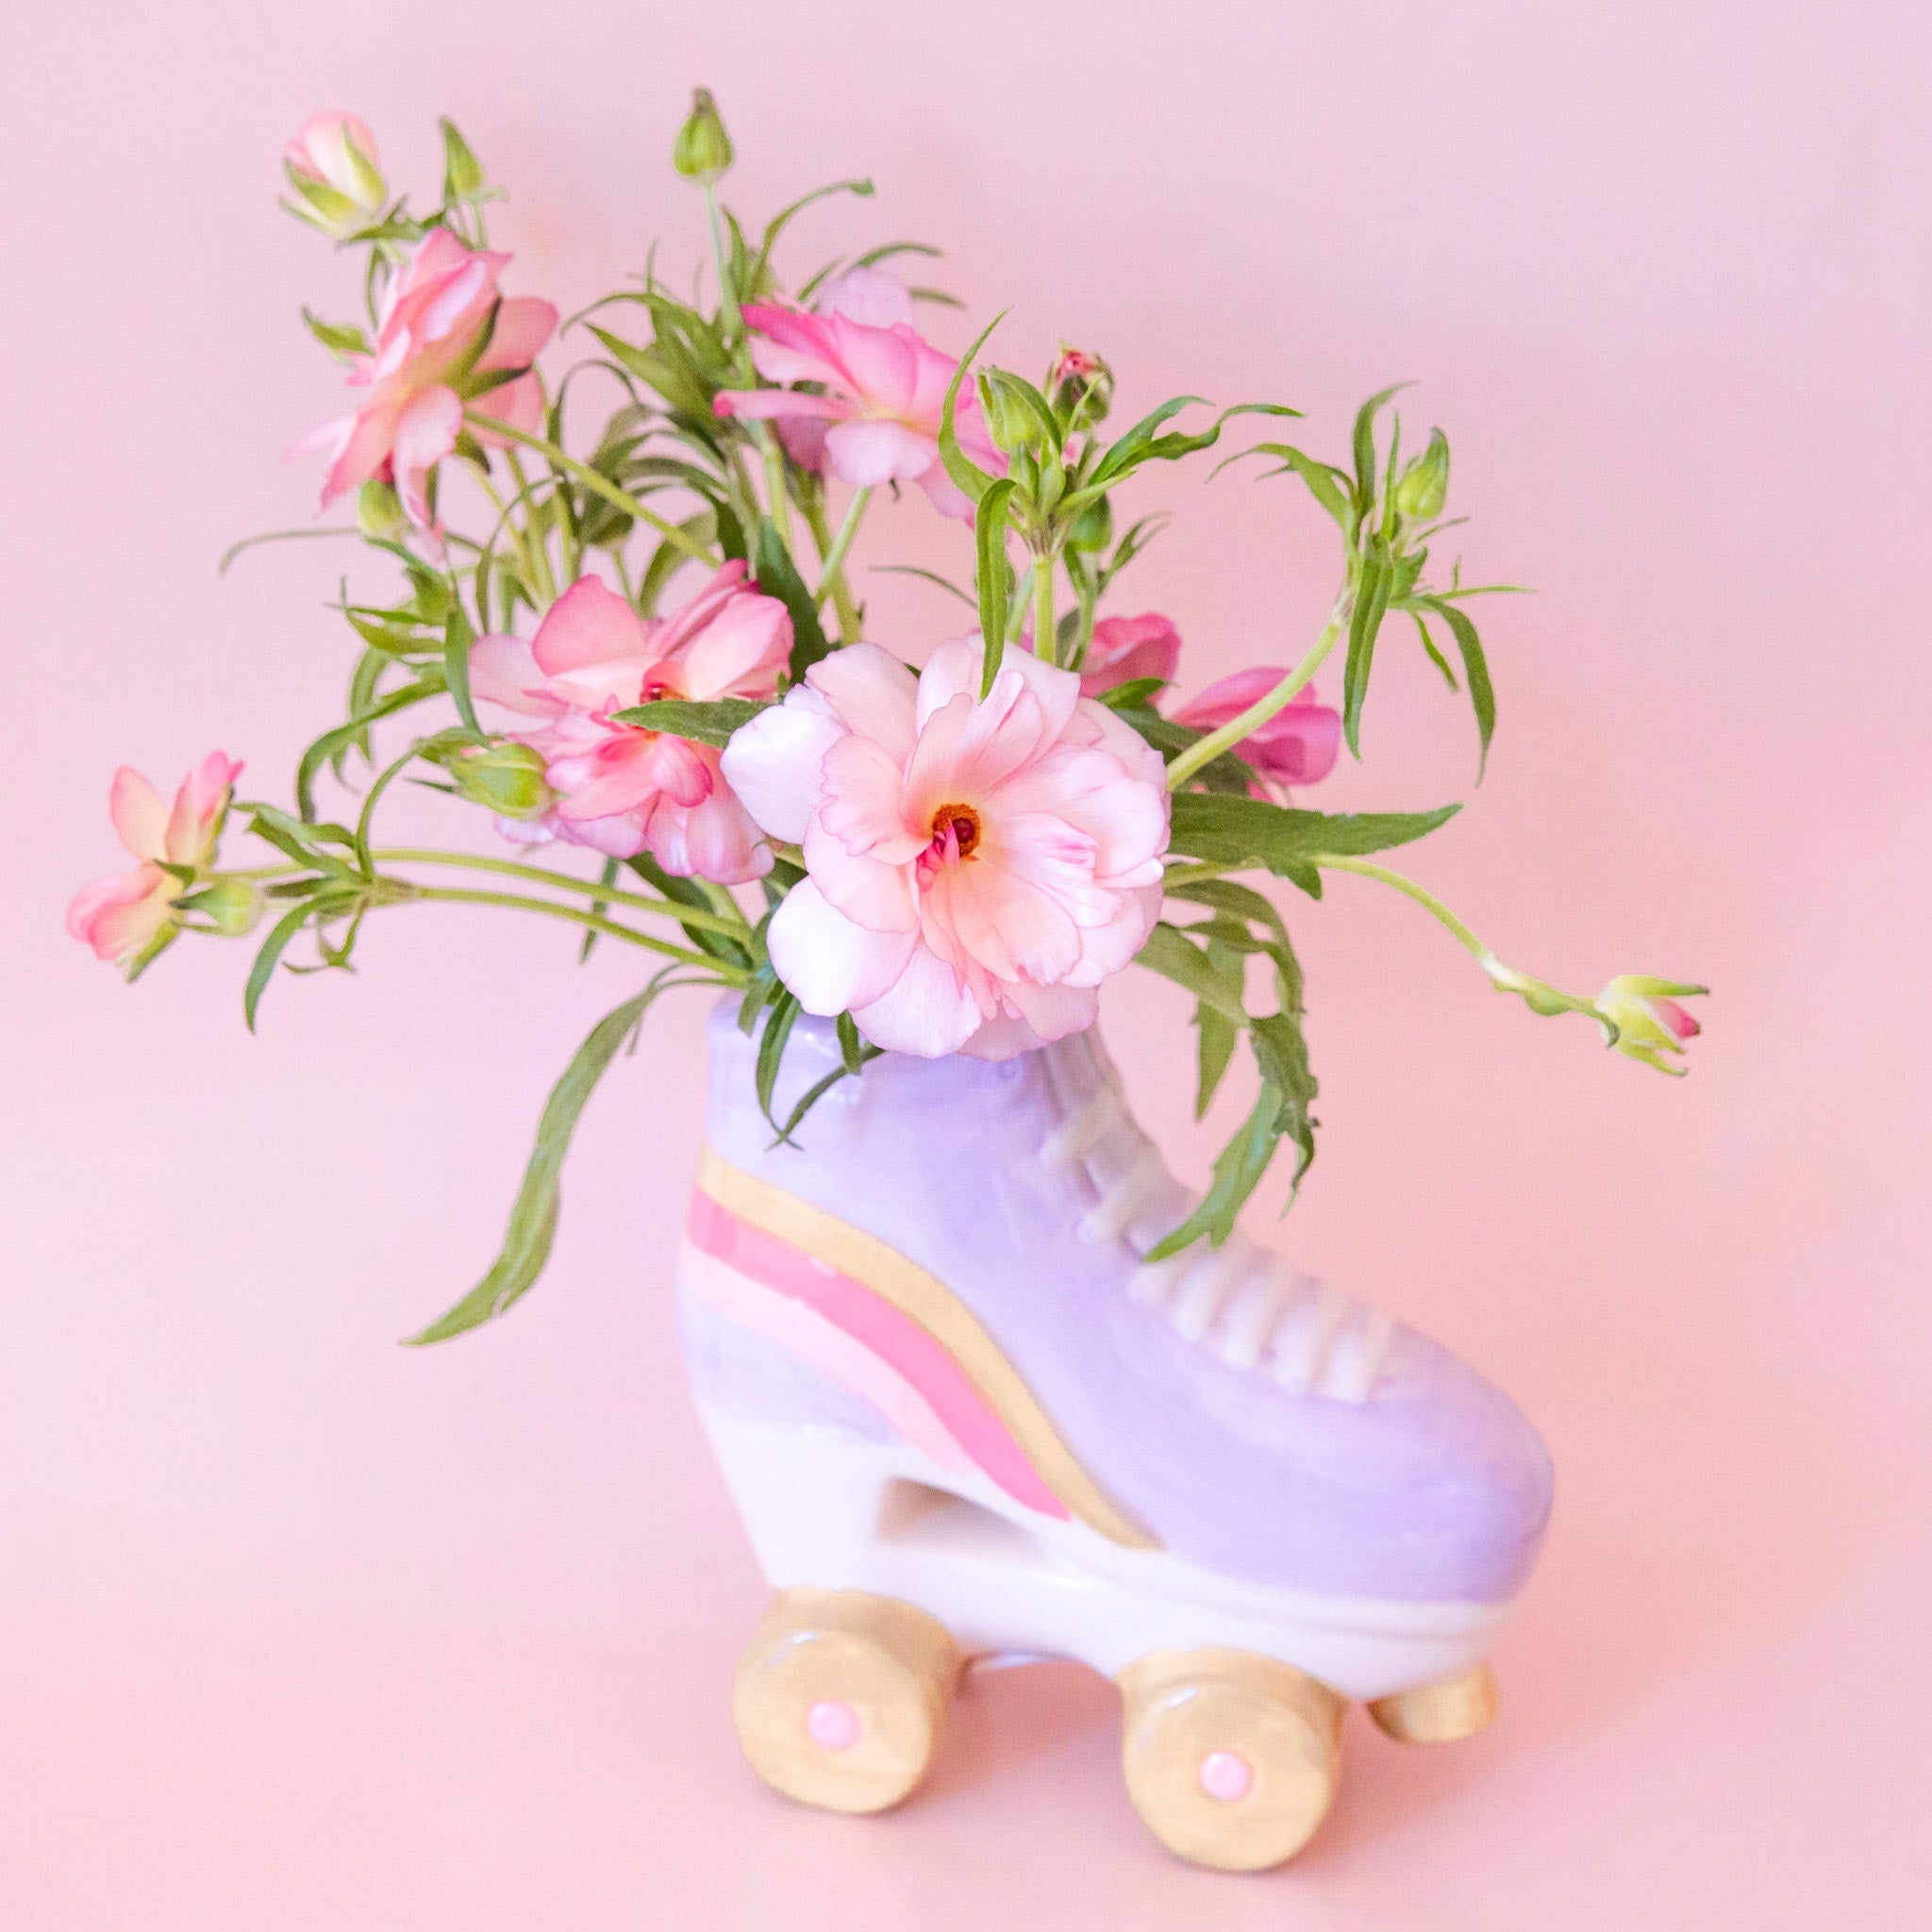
left=1118, top=1649, right=1343, bottom=1872
left=731, top=1587, right=962, bottom=1815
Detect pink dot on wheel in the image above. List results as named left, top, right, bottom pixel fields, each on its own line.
left=806, top=1699, right=862, bottom=1752
left=1198, top=1750, right=1253, bottom=1802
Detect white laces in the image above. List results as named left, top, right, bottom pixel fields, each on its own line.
left=1041, top=1069, right=1392, bottom=1404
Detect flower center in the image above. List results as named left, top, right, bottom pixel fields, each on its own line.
left=929, top=801, right=981, bottom=859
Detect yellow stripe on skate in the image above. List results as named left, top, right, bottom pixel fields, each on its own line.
left=698, top=1149, right=1161, bottom=1553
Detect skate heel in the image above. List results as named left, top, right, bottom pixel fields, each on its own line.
left=1367, top=1660, right=1498, bottom=1743
left=1118, top=1648, right=1344, bottom=1872
left=732, top=1587, right=963, bottom=1815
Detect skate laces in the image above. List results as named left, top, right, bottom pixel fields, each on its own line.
left=1040, top=1072, right=1392, bottom=1403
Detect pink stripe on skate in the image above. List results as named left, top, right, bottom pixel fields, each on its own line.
left=687, top=1190, right=1071, bottom=1522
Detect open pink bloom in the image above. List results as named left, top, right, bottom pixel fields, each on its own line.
left=1078, top=612, right=1183, bottom=698
left=712, top=272, right=1004, bottom=520
left=721, top=638, right=1171, bottom=1058
left=290, top=229, right=557, bottom=529
left=470, top=564, right=791, bottom=881
left=1172, top=668, right=1342, bottom=794
left=67, top=753, right=242, bottom=972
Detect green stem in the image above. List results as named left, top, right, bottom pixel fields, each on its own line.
left=1032, top=555, right=1057, bottom=664
left=372, top=849, right=747, bottom=936
left=472, top=471, right=546, bottom=604
left=814, top=486, right=873, bottom=624
left=404, top=885, right=740, bottom=975
left=504, top=451, right=559, bottom=602
left=1165, top=586, right=1352, bottom=791
left=464, top=413, right=716, bottom=565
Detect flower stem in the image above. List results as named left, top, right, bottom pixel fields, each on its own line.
left=464, top=413, right=716, bottom=564
left=371, top=849, right=747, bottom=936
left=1033, top=556, right=1057, bottom=664
left=504, top=451, right=559, bottom=602
left=813, top=487, right=872, bottom=629
left=403, top=884, right=741, bottom=975
left=1165, top=586, right=1352, bottom=790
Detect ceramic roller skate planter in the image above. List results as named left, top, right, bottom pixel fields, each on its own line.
left=686, top=1008, right=1542, bottom=1868
left=73, top=92, right=1706, bottom=1876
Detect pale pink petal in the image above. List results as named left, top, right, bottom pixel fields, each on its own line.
left=825, top=317, right=922, bottom=415
left=740, top=307, right=846, bottom=387
left=776, top=413, right=832, bottom=472
left=848, top=941, right=983, bottom=1058
left=805, top=643, right=920, bottom=764
left=471, top=370, right=545, bottom=441
left=817, top=733, right=924, bottom=862
left=819, top=266, right=915, bottom=329
left=914, top=636, right=1080, bottom=744
left=941, top=841, right=1083, bottom=985
left=673, top=591, right=792, bottom=701
left=712, top=389, right=848, bottom=424
left=67, top=865, right=176, bottom=964
left=476, top=296, right=558, bottom=372
left=469, top=634, right=563, bottom=717
left=108, top=768, right=169, bottom=861
left=163, top=752, right=242, bottom=867
left=1080, top=613, right=1182, bottom=696
left=391, top=384, right=462, bottom=527
left=317, top=395, right=404, bottom=506
left=1649, top=997, right=1702, bottom=1042
left=915, top=464, right=978, bottom=521
left=769, top=880, right=917, bottom=1015
left=720, top=685, right=847, bottom=844
left=646, top=789, right=773, bottom=885
left=822, top=417, right=937, bottom=488
left=530, top=575, right=653, bottom=677
left=1003, top=976, right=1100, bottom=1044
left=804, top=814, right=919, bottom=933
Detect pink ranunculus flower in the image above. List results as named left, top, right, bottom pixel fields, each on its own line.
left=470, top=563, right=791, bottom=882
left=67, top=753, right=243, bottom=974
left=1078, top=612, right=1183, bottom=698
left=711, top=271, right=1005, bottom=521
left=290, top=229, right=558, bottom=530
left=721, top=637, right=1171, bottom=1059
left=284, top=113, right=386, bottom=233
left=1171, top=667, right=1342, bottom=794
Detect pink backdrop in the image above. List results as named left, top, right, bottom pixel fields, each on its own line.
left=5, top=3, right=1928, bottom=1924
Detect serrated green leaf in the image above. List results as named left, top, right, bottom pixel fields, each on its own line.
left=1168, top=794, right=1459, bottom=879
left=608, top=696, right=769, bottom=748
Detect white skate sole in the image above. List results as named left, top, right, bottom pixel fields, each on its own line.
left=693, top=1397, right=1513, bottom=1705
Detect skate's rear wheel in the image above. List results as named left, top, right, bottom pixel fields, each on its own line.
left=1368, top=1661, right=1497, bottom=1743
left=732, top=1587, right=961, bottom=1815
left=1118, top=1649, right=1343, bottom=1871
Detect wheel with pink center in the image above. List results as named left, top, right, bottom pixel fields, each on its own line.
left=731, top=1587, right=962, bottom=1815
left=1117, top=1649, right=1344, bottom=1872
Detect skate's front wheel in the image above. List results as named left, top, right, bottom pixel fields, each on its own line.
left=732, top=1587, right=962, bottom=1815
left=1118, top=1648, right=1343, bottom=1872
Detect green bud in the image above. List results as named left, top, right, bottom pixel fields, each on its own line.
left=1393, top=428, right=1450, bottom=520
left=450, top=741, right=556, bottom=821
left=1049, top=346, right=1114, bottom=431
left=189, top=877, right=267, bottom=938
left=1067, top=491, right=1113, bottom=555
left=357, top=479, right=407, bottom=541
left=673, top=89, right=734, bottom=184
left=440, top=117, right=487, bottom=201
left=976, top=367, right=1049, bottom=457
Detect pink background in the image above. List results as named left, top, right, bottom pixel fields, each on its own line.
left=5, top=3, right=1929, bottom=1924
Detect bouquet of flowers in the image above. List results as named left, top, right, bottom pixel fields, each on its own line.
left=69, top=92, right=1704, bottom=1346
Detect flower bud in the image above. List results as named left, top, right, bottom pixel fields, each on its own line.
left=357, top=479, right=407, bottom=541
left=283, top=112, right=386, bottom=239
left=190, top=877, right=268, bottom=938
left=450, top=741, right=557, bottom=821
left=1049, top=346, right=1114, bottom=430
left=977, top=367, right=1049, bottom=457
left=673, top=89, right=734, bottom=184
left=1592, top=974, right=1706, bottom=1074
left=1393, top=428, right=1450, bottom=521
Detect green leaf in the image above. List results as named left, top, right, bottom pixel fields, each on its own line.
left=407, top=976, right=697, bottom=1344
left=1408, top=610, right=1458, bottom=690
left=579, top=857, right=620, bottom=965
left=1250, top=1008, right=1318, bottom=1194
left=1235, top=442, right=1354, bottom=528
left=624, top=854, right=752, bottom=968
left=748, top=177, right=874, bottom=295
left=1167, top=794, right=1460, bottom=891
left=439, top=117, right=486, bottom=201
left=244, top=896, right=323, bottom=1032
left=1095, top=676, right=1169, bottom=711
left=1341, top=541, right=1393, bottom=758
left=1193, top=940, right=1243, bottom=1119
left=302, top=308, right=370, bottom=359
left=1350, top=384, right=1410, bottom=513
left=974, top=477, right=1018, bottom=695
left=1135, top=923, right=1249, bottom=1024
left=1143, top=1083, right=1285, bottom=1259
left=938, top=311, right=1008, bottom=507
left=749, top=517, right=830, bottom=683
left=755, top=991, right=802, bottom=1135
left=1417, top=594, right=1496, bottom=779
left=836, top=1011, right=865, bottom=1074
left=296, top=674, right=445, bottom=820
left=608, top=696, right=770, bottom=748
left=442, top=605, right=479, bottom=736
left=868, top=562, right=975, bottom=608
